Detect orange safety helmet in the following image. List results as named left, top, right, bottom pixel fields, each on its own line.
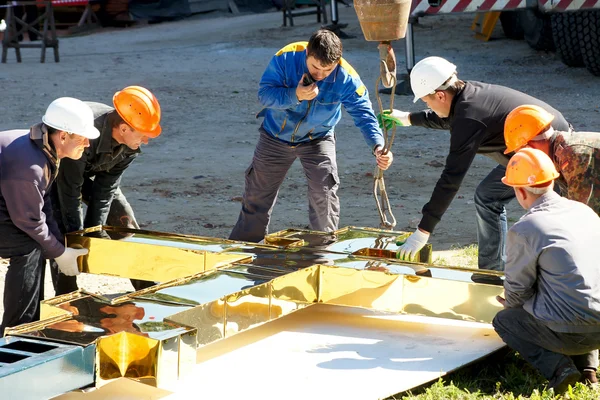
left=501, top=148, right=560, bottom=187
left=504, top=104, right=554, bottom=154
left=113, top=86, right=162, bottom=137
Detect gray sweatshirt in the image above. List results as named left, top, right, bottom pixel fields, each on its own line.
left=504, top=190, right=600, bottom=333
left=0, top=126, right=64, bottom=258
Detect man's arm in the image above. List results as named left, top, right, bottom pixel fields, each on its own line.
left=341, top=81, right=384, bottom=151
left=419, top=119, right=485, bottom=233
left=1, top=179, right=65, bottom=258
left=57, top=157, right=87, bottom=233
left=257, top=54, right=300, bottom=109
left=503, top=228, right=538, bottom=308
left=84, top=156, right=135, bottom=228
left=409, top=110, right=452, bottom=130
left=560, top=148, right=596, bottom=212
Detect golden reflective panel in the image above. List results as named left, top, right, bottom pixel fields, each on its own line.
left=2, top=226, right=507, bottom=396
left=67, top=226, right=252, bottom=282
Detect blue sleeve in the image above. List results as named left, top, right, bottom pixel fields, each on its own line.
left=340, top=78, right=384, bottom=151
left=258, top=54, right=300, bottom=109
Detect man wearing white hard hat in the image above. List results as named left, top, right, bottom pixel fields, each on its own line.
left=0, top=97, right=99, bottom=335
left=377, top=56, right=569, bottom=275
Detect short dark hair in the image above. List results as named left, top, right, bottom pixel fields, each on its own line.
left=307, top=29, right=342, bottom=66
left=108, top=109, right=126, bottom=129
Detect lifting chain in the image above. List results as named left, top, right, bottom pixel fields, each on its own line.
left=373, top=41, right=398, bottom=230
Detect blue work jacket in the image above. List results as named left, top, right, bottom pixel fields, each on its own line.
left=257, top=42, right=384, bottom=150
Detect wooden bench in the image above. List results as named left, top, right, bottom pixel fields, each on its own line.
left=1, top=1, right=59, bottom=63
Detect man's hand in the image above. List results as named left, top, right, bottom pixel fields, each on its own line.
left=374, top=146, right=393, bottom=170
left=396, top=229, right=429, bottom=261
left=377, top=109, right=411, bottom=131
left=296, top=74, right=319, bottom=102
left=55, top=247, right=88, bottom=276
left=496, top=295, right=507, bottom=307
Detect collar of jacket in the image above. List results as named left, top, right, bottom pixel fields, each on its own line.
left=447, top=81, right=467, bottom=120
left=550, top=130, right=570, bottom=166
left=30, top=122, right=59, bottom=169
left=96, top=110, right=141, bottom=156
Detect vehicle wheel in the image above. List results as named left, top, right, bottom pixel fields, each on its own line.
left=518, top=9, right=555, bottom=51
left=551, top=12, right=584, bottom=67
left=578, top=10, right=600, bottom=76
left=500, top=11, right=524, bottom=40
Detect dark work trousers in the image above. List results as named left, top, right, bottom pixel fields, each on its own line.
left=229, top=127, right=340, bottom=243
left=51, top=186, right=155, bottom=295
left=493, top=307, right=600, bottom=379
left=474, top=165, right=516, bottom=272
left=0, top=246, right=45, bottom=336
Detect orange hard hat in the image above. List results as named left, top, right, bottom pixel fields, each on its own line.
left=504, top=104, right=554, bottom=154
left=113, top=86, right=162, bottom=137
left=501, top=148, right=560, bottom=187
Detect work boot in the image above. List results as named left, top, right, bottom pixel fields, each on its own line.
left=580, top=368, right=598, bottom=386
left=547, top=364, right=581, bottom=394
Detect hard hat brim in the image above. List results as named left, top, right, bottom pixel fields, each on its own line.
left=42, top=116, right=100, bottom=139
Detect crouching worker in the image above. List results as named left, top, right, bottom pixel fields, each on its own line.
left=0, top=97, right=99, bottom=335
left=493, top=148, right=600, bottom=394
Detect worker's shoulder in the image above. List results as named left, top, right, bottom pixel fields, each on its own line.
left=84, top=101, right=114, bottom=117
left=275, top=42, right=308, bottom=56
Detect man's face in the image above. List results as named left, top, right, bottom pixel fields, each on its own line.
left=119, top=124, right=150, bottom=150
left=306, top=55, right=337, bottom=82
left=421, top=91, right=452, bottom=118
left=60, top=133, right=90, bottom=160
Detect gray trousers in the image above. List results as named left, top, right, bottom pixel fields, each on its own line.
left=493, top=307, right=600, bottom=379
left=229, top=128, right=340, bottom=243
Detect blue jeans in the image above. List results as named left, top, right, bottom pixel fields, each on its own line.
left=493, top=308, right=600, bottom=379
left=474, top=165, right=516, bottom=271
left=229, top=128, right=340, bottom=243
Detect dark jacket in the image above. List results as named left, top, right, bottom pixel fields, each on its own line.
left=409, top=81, right=569, bottom=233
left=0, top=125, right=64, bottom=258
left=56, top=102, right=139, bottom=232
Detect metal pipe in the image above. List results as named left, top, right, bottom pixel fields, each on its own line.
left=405, top=19, right=415, bottom=72
left=330, top=0, right=338, bottom=24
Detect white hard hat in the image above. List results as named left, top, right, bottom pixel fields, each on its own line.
left=410, top=56, right=457, bottom=103
left=42, top=97, right=100, bottom=139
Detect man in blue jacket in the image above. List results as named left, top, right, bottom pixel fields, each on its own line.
left=0, top=97, right=100, bottom=335
left=229, top=29, right=393, bottom=242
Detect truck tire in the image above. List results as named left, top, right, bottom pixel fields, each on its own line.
left=551, top=13, right=584, bottom=67
left=578, top=10, right=600, bottom=76
left=500, top=11, right=524, bottom=40
left=518, top=9, right=555, bottom=51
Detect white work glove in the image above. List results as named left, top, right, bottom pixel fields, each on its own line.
left=55, top=247, right=88, bottom=276
left=396, top=229, right=429, bottom=261
left=377, top=109, right=412, bottom=131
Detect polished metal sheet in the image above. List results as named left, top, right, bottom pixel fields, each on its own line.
left=66, top=227, right=252, bottom=282
left=264, top=226, right=432, bottom=263
left=16, top=295, right=193, bottom=346
left=164, top=304, right=506, bottom=400
left=0, top=337, right=95, bottom=400
left=2, top=225, right=509, bottom=398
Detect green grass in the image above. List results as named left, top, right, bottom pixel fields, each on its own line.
left=387, top=350, right=600, bottom=399
left=404, top=244, right=600, bottom=399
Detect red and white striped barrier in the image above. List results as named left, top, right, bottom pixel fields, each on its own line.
left=410, top=0, right=599, bottom=16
